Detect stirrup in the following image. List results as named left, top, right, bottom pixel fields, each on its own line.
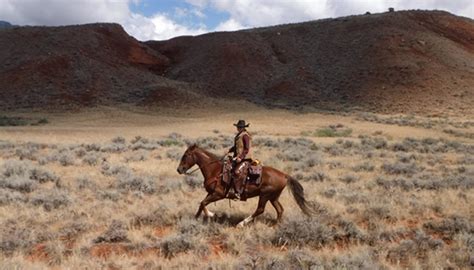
left=227, top=190, right=239, bottom=201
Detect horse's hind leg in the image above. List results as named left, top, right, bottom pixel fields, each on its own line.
left=270, top=199, right=284, bottom=223
left=195, top=193, right=221, bottom=219
left=237, top=196, right=269, bottom=227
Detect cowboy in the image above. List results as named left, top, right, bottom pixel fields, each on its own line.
left=226, top=120, right=252, bottom=200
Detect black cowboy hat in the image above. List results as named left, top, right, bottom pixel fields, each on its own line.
left=233, top=120, right=249, bottom=128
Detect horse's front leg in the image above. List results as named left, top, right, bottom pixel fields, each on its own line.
left=195, top=192, right=222, bottom=219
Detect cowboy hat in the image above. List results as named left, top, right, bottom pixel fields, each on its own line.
left=233, top=120, right=249, bottom=128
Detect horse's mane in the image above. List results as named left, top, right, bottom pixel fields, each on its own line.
left=196, top=146, right=222, bottom=161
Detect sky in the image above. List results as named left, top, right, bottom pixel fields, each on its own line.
left=0, top=0, right=473, bottom=41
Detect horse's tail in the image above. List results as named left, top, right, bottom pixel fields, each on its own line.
left=287, top=176, right=313, bottom=216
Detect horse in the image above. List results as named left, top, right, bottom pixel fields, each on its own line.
left=177, top=144, right=313, bottom=227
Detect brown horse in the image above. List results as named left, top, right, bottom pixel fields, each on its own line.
left=177, top=144, right=313, bottom=227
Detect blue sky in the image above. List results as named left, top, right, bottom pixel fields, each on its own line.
left=130, top=0, right=229, bottom=29
left=0, top=0, right=473, bottom=41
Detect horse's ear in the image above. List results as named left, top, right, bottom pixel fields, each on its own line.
left=188, top=143, right=197, bottom=150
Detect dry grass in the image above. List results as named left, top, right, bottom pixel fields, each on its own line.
left=0, top=108, right=472, bottom=269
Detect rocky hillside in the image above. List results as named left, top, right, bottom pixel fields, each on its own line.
left=1, top=10, right=473, bottom=114
left=0, top=24, right=200, bottom=109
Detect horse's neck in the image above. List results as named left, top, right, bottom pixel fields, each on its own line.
left=195, top=149, right=221, bottom=180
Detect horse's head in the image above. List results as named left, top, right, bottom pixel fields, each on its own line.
left=177, top=144, right=198, bottom=174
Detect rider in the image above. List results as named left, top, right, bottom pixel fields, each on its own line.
left=226, top=120, right=252, bottom=200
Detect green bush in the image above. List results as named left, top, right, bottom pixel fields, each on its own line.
left=315, top=127, right=352, bottom=137
left=0, top=116, right=28, bottom=126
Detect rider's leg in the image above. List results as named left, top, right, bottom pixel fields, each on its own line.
left=232, top=162, right=246, bottom=198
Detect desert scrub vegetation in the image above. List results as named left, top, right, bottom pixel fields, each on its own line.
left=0, top=116, right=48, bottom=126
left=356, top=112, right=474, bottom=129
left=0, top=159, right=59, bottom=193
left=301, top=124, right=353, bottom=137
left=0, top=127, right=472, bottom=269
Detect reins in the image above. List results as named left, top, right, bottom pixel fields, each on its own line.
left=184, top=157, right=226, bottom=175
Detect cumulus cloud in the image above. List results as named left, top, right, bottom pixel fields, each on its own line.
left=187, top=0, right=474, bottom=31
left=0, top=0, right=472, bottom=40
left=0, top=0, right=209, bottom=40
left=125, top=13, right=208, bottom=41
left=0, top=0, right=130, bottom=25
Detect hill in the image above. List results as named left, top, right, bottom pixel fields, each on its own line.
left=0, top=23, right=201, bottom=110
left=0, top=21, right=12, bottom=29
left=0, top=10, right=473, bottom=115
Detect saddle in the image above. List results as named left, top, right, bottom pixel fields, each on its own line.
left=247, top=160, right=263, bottom=185
left=222, top=158, right=263, bottom=186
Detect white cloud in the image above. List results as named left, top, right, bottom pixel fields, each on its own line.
left=189, top=0, right=474, bottom=30
left=0, top=0, right=130, bottom=25
left=215, top=18, right=245, bottom=32
left=124, top=13, right=208, bottom=41
left=0, top=0, right=210, bottom=41
left=0, top=0, right=472, bottom=41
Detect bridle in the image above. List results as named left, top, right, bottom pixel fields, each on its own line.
left=183, top=150, right=225, bottom=175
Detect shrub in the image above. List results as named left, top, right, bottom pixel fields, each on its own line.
left=0, top=176, right=37, bottom=193
left=273, top=218, right=334, bottom=248
left=360, top=136, right=388, bottom=150
left=423, top=215, right=473, bottom=239
left=111, top=136, right=126, bottom=144
left=322, top=188, right=336, bottom=198
left=100, top=143, right=126, bottom=153
left=0, top=160, right=58, bottom=192
left=124, top=150, right=148, bottom=162
left=184, top=175, right=202, bottom=189
left=15, top=147, right=38, bottom=161
left=339, top=174, right=360, bottom=184
left=0, top=221, right=36, bottom=255
left=387, top=231, right=443, bottom=263
left=131, top=205, right=176, bottom=227
left=286, top=249, right=322, bottom=269
left=397, top=153, right=416, bottom=163
left=0, top=189, right=27, bottom=205
left=177, top=217, right=221, bottom=237
left=30, top=189, right=71, bottom=211
left=382, top=161, right=422, bottom=176
left=335, top=219, right=367, bottom=243
left=306, top=171, right=329, bottom=182
left=376, top=176, right=414, bottom=191
left=37, top=118, right=49, bottom=125
left=74, top=147, right=87, bottom=158
left=363, top=206, right=394, bottom=221
left=93, top=220, right=129, bottom=243
left=330, top=250, right=381, bottom=269
left=253, top=137, right=279, bottom=148
left=1, top=159, right=30, bottom=177
left=116, top=172, right=156, bottom=194
left=84, top=143, right=101, bottom=152
left=101, top=163, right=131, bottom=176
left=324, top=144, right=344, bottom=156
left=76, top=175, right=95, bottom=190
left=82, top=152, right=102, bottom=166
left=352, top=162, right=375, bottom=172
left=0, top=116, right=28, bottom=126
left=314, top=127, right=352, bottom=137
left=30, top=167, right=59, bottom=183
left=166, top=149, right=183, bottom=161
left=58, top=151, right=75, bottom=166
left=276, top=148, right=304, bottom=161
left=160, top=234, right=195, bottom=258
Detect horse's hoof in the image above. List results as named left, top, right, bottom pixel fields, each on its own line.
left=237, top=222, right=245, bottom=228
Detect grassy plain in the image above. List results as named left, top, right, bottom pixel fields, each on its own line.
left=0, top=106, right=472, bottom=269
